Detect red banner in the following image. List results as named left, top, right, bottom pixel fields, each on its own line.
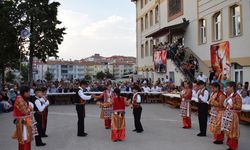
left=154, top=50, right=167, bottom=73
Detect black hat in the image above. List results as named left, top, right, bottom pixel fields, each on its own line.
left=197, top=80, right=205, bottom=85
left=34, top=88, right=43, bottom=93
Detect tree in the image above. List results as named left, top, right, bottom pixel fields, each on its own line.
left=45, top=70, right=53, bottom=81
left=16, top=0, right=66, bottom=83
left=105, top=71, right=114, bottom=80
left=84, top=74, right=92, bottom=81
left=0, top=1, right=22, bottom=86
left=96, top=71, right=106, bottom=80
left=5, top=71, right=16, bottom=83
left=20, top=64, right=29, bottom=83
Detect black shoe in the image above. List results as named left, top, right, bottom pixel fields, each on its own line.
left=77, top=133, right=88, bottom=137
left=226, top=149, right=233, bottom=150
left=197, top=133, right=206, bottom=137
left=41, top=134, right=48, bottom=138
left=36, top=143, right=46, bottom=146
left=182, top=127, right=191, bottom=129
left=136, top=130, right=143, bottom=133
left=132, top=129, right=137, bottom=132
left=213, top=141, right=223, bottom=144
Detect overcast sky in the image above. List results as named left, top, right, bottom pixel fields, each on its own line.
left=56, top=0, right=136, bottom=60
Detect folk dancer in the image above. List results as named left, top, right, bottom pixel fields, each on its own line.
left=208, top=82, right=226, bottom=144
left=180, top=81, right=192, bottom=129
left=111, top=88, right=130, bottom=142
left=197, top=80, right=209, bottom=136
left=75, top=80, right=93, bottom=137
left=40, top=87, right=49, bottom=137
left=95, top=83, right=114, bottom=129
left=132, top=86, right=144, bottom=133
left=33, top=88, right=49, bottom=146
left=12, top=86, right=34, bottom=150
left=222, top=81, right=242, bottom=150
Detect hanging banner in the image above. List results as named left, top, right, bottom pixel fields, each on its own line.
left=154, top=50, right=167, bottom=73
left=210, top=41, right=231, bottom=81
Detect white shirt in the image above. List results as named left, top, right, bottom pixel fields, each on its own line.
left=78, top=87, right=92, bottom=100
left=133, top=94, right=141, bottom=103
left=242, top=96, right=250, bottom=105
left=151, top=86, right=161, bottom=92
left=35, top=97, right=49, bottom=112
left=197, top=75, right=208, bottom=83
left=192, top=90, right=199, bottom=99
left=142, top=86, right=151, bottom=93
left=198, top=88, right=209, bottom=103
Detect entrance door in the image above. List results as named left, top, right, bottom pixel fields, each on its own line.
left=234, top=69, right=243, bottom=83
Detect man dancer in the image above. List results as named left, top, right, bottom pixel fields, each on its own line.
left=132, top=85, right=144, bottom=133
left=208, top=82, right=226, bottom=144
left=197, top=80, right=209, bottom=136
left=33, top=88, right=49, bottom=146
left=75, top=80, right=93, bottom=137
left=12, top=86, right=33, bottom=150
left=41, top=87, right=49, bottom=137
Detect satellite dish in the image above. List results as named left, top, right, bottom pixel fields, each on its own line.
left=21, top=29, right=31, bottom=39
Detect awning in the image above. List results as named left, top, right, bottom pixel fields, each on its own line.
left=146, top=20, right=189, bottom=38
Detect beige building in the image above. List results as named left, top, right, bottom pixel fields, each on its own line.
left=132, top=0, right=250, bottom=84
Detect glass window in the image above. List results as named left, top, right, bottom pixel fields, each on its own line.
left=231, top=5, right=241, bottom=36
left=145, top=13, right=148, bottom=29
left=155, top=6, right=159, bottom=24
left=199, top=19, right=207, bottom=44
left=141, top=44, right=144, bottom=58
left=213, top=12, right=222, bottom=41
left=150, top=10, right=153, bottom=26
left=145, top=41, right=149, bottom=57
left=141, top=0, right=143, bottom=9
left=150, top=39, right=154, bottom=56
left=141, top=17, right=144, bottom=32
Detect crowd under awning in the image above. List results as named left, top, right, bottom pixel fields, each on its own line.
left=146, top=20, right=190, bottom=38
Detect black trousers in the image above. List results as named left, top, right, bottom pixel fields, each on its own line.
left=34, top=113, right=44, bottom=145
left=76, top=105, right=85, bottom=135
left=198, top=103, right=208, bottom=135
left=42, top=108, right=48, bottom=136
left=133, top=106, right=143, bottom=132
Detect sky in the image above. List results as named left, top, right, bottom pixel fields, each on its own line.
left=56, top=0, right=136, bottom=60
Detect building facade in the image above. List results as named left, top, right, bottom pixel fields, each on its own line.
left=132, top=0, right=250, bottom=84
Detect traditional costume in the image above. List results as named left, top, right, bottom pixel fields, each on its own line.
left=75, top=87, right=92, bottom=136
left=33, top=96, right=49, bottom=146
left=132, top=92, right=144, bottom=133
left=197, top=87, right=209, bottom=136
left=41, top=93, right=49, bottom=137
left=98, top=89, right=113, bottom=129
left=222, top=92, right=242, bottom=150
left=208, top=91, right=226, bottom=143
left=12, top=96, right=33, bottom=150
left=111, top=96, right=126, bottom=141
left=180, top=88, right=192, bottom=128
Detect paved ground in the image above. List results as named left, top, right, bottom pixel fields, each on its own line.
left=0, top=104, right=249, bottom=150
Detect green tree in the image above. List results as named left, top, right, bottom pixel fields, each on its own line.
left=20, top=64, right=29, bottom=83
left=84, top=74, right=92, bottom=81
left=5, top=71, right=16, bottom=83
left=0, top=1, right=22, bottom=85
left=96, top=71, right=106, bottom=80
left=105, top=71, right=114, bottom=80
left=45, top=70, right=53, bottom=81
left=16, top=0, right=66, bottom=83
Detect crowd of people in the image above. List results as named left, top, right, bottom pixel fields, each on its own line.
left=1, top=74, right=250, bottom=150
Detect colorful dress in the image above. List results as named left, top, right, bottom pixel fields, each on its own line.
left=12, top=96, right=33, bottom=150
left=180, top=88, right=192, bottom=128
left=100, top=90, right=113, bottom=129
left=208, top=91, right=226, bottom=142
left=111, top=96, right=126, bottom=141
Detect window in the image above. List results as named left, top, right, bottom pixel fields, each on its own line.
left=150, top=10, right=153, bottom=26
left=199, top=19, right=207, bottom=44
left=155, top=38, right=160, bottom=45
left=168, top=0, right=183, bottom=21
left=150, top=39, right=154, bottom=56
left=145, top=13, right=148, bottom=29
left=141, top=17, right=144, bottom=32
left=145, top=41, right=149, bottom=57
left=230, top=5, right=241, bottom=37
left=155, top=6, right=159, bottom=24
left=145, top=0, right=148, bottom=5
left=213, top=12, right=222, bottom=41
left=141, top=0, right=143, bottom=9
left=141, top=44, right=144, bottom=58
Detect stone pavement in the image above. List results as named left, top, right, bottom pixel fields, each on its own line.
left=0, top=104, right=249, bottom=150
